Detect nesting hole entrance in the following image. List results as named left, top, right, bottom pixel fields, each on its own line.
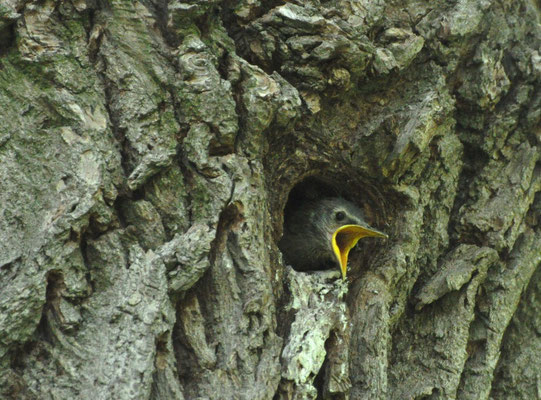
left=279, top=175, right=390, bottom=278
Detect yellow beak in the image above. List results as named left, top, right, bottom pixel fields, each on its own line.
left=332, top=224, right=388, bottom=279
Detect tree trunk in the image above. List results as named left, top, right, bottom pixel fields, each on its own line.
left=1, top=0, right=540, bottom=399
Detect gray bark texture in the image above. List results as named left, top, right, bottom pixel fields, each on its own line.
left=0, top=0, right=540, bottom=399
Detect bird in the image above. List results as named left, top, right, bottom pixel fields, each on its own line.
left=279, top=197, right=387, bottom=279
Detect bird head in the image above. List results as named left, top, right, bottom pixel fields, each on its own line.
left=313, top=198, right=388, bottom=280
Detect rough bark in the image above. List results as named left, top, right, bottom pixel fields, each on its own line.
left=0, top=0, right=540, bottom=399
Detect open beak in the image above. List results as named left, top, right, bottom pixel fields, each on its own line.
left=332, top=224, right=388, bottom=280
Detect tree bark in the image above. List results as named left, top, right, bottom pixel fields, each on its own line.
left=0, top=0, right=540, bottom=399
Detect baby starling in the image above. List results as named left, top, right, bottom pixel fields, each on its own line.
left=279, top=197, right=387, bottom=279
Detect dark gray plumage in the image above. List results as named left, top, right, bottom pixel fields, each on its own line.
left=279, top=197, right=371, bottom=272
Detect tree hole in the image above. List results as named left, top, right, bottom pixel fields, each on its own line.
left=279, top=176, right=389, bottom=278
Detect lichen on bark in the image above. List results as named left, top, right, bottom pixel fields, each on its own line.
left=0, top=0, right=540, bottom=399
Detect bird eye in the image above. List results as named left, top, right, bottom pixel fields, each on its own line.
left=335, top=211, right=345, bottom=221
